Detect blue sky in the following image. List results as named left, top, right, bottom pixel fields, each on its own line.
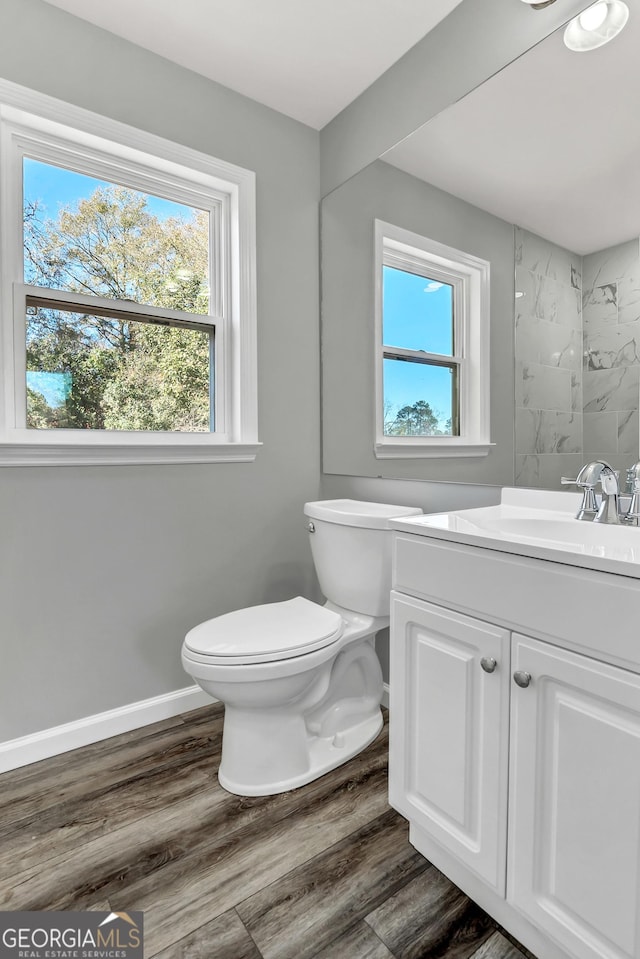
left=23, top=157, right=199, bottom=223
left=382, top=265, right=454, bottom=426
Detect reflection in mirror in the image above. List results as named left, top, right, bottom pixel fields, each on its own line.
left=321, top=0, right=640, bottom=490
left=514, top=229, right=639, bottom=488
left=383, top=255, right=457, bottom=438
left=321, top=160, right=513, bottom=485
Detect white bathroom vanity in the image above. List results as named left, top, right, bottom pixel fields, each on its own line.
left=389, top=488, right=640, bottom=959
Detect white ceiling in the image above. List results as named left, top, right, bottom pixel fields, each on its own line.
left=384, top=0, right=640, bottom=255
left=41, top=0, right=465, bottom=129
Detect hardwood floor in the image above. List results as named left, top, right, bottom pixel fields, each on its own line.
left=0, top=705, right=531, bottom=959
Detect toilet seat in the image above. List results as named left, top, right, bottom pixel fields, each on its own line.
left=183, top=596, right=344, bottom=665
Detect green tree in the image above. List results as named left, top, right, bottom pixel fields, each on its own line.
left=101, top=326, right=210, bottom=431
left=24, top=186, right=211, bottom=431
left=385, top=399, right=440, bottom=436
left=26, top=321, right=119, bottom=429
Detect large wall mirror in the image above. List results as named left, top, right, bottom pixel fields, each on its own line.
left=321, top=0, right=640, bottom=489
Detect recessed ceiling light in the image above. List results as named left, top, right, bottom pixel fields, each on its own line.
left=578, top=1, right=609, bottom=28
left=520, top=0, right=558, bottom=8
left=564, top=1, right=629, bottom=50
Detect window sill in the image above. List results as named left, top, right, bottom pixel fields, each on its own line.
left=0, top=440, right=262, bottom=467
left=375, top=440, right=494, bottom=460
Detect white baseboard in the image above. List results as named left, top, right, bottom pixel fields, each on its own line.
left=0, top=682, right=391, bottom=775
left=0, top=685, right=212, bottom=773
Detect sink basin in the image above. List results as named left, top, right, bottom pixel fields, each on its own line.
left=390, top=487, right=640, bottom=578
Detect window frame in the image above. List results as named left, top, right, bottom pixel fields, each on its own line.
left=374, top=219, right=492, bottom=459
left=0, top=79, right=259, bottom=466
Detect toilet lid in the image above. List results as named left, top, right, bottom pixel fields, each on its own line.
left=183, top=597, right=344, bottom=664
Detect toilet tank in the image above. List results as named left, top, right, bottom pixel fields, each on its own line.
left=304, top=499, right=423, bottom=617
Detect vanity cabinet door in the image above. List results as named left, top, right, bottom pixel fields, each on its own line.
left=509, top=634, right=640, bottom=959
left=389, top=592, right=511, bottom=894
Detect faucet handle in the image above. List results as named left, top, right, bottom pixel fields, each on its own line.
left=561, top=475, right=594, bottom=489
left=626, top=463, right=640, bottom=493
left=561, top=475, right=598, bottom=521
left=626, top=466, right=634, bottom=489
left=623, top=477, right=640, bottom=526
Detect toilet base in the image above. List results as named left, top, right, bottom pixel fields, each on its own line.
left=217, top=709, right=383, bottom=797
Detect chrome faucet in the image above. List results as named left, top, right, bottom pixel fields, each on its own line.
left=562, top=460, right=621, bottom=524
left=594, top=462, right=621, bottom=524
left=623, top=462, right=640, bottom=526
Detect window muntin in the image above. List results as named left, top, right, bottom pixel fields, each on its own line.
left=374, top=220, right=491, bottom=458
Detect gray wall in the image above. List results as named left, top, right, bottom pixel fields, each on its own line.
left=0, top=0, right=321, bottom=741
left=319, top=0, right=593, bottom=196
left=321, top=160, right=516, bottom=486
left=319, top=474, right=502, bottom=514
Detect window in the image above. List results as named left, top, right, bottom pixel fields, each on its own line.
left=0, top=80, right=258, bottom=465
left=374, top=220, right=492, bottom=458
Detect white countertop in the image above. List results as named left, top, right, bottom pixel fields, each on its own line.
left=391, top=487, right=640, bottom=579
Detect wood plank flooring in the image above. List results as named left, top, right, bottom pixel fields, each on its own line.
left=0, top=704, right=532, bottom=959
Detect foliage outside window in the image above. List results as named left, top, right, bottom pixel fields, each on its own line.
left=0, top=81, right=258, bottom=465
left=24, top=164, right=213, bottom=434
left=375, top=220, right=492, bottom=459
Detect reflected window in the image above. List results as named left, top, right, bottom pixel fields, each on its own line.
left=375, top=220, right=491, bottom=457
left=382, top=265, right=458, bottom=436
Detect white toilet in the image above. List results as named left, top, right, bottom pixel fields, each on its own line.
left=181, top=498, right=422, bottom=796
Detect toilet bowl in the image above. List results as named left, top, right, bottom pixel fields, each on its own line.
left=181, top=499, right=422, bottom=796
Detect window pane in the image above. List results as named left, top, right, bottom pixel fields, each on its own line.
left=383, top=265, right=454, bottom=355
left=26, top=303, right=211, bottom=432
left=383, top=358, right=457, bottom=436
left=23, top=158, right=210, bottom=315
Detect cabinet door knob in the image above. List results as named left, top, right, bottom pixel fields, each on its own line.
left=513, top=670, right=532, bottom=688
left=480, top=657, right=497, bottom=673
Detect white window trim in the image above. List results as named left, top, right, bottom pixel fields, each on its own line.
left=374, top=219, right=493, bottom=459
left=0, top=79, right=259, bottom=466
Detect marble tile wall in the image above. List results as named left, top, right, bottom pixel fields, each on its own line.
left=514, top=227, right=584, bottom=489
left=583, top=239, right=640, bottom=471
left=514, top=230, right=640, bottom=489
